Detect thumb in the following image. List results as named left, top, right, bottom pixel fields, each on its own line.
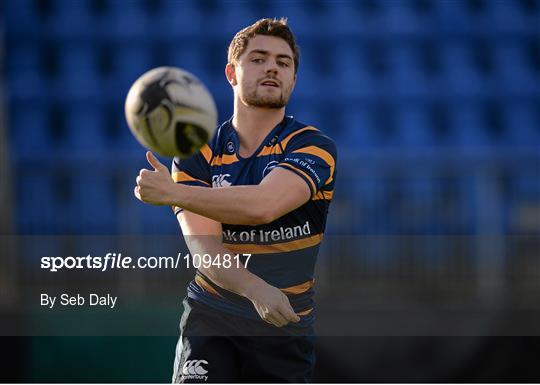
left=146, top=151, right=168, bottom=172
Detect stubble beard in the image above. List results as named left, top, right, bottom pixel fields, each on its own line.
left=242, top=84, right=291, bottom=109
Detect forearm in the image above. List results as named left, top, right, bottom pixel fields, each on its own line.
left=171, top=184, right=274, bottom=225
left=186, top=235, right=266, bottom=299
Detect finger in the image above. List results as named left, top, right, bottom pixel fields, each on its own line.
left=267, top=310, right=288, bottom=327
left=139, top=168, right=151, bottom=177
left=134, top=186, right=141, bottom=200
left=280, top=303, right=301, bottom=323
left=146, top=151, right=168, bottom=172
left=136, top=176, right=141, bottom=185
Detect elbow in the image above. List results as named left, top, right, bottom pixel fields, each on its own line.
left=246, top=206, right=278, bottom=226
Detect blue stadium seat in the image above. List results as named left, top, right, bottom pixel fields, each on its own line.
left=273, top=1, right=316, bottom=36
left=7, top=45, right=46, bottom=100
left=17, top=174, right=56, bottom=233
left=112, top=46, right=153, bottom=90
left=169, top=45, right=205, bottom=76
left=323, top=2, right=363, bottom=35
left=381, top=0, right=419, bottom=34
left=334, top=43, right=376, bottom=99
left=491, top=0, right=537, bottom=34
left=453, top=105, right=491, bottom=148
left=58, top=45, right=100, bottom=99
left=495, top=42, right=538, bottom=94
left=441, top=43, right=486, bottom=97
left=71, top=174, right=117, bottom=233
left=157, top=0, right=202, bottom=37
left=391, top=45, right=430, bottom=98
left=295, top=41, right=334, bottom=98
left=395, top=105, right=433, bottom=147
left=4, top=0, right=42, bottom=36
left=399, top=176, right=437, bottom=233
left=45, top=0, right=93, bottom=38
left=103, top=0, right=148, bottom=39
left=107, top=102, right=141, bottom=150
left=506, top=103, right=540, bottom=146
left=10, top=106, right=52, bottom=157
left=64, top=104, right=106, bottom=151
left=340, top=107, right=378, bottom=148
left=515, top=175, right=540, bottom=200
left=219, top=3, right=258, bottom=36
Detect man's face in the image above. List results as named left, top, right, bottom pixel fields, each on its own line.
left=230, top=35, right=296, bottom=109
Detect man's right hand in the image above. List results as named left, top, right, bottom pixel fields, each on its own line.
left=246, top=280, right=301, bottom=327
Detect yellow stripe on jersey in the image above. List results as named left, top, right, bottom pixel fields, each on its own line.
left=280, top=126, right=319, bottom=149
left=224, top=234, right=323, bottom=254
left=296, top=308, right=313, bottom=316
left=199, top=144, right=213, bottom=164
left=172, top=171, right=210, bottom=186
left=210, top=153, right=239, bottom=166
left=291, top=146, right=336, bottom=184
left=278, top=163, right=317, bottom=195
left=257, top=145, right=281, bottom=157
left=280, top=279, right=315, bottom=295
left=313, top=189, right=334, bottom=201
left=256, top=126, right=319, bottom=157
left=195, top=275, right=222, bottom=297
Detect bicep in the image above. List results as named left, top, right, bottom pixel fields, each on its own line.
left=259, top=167, right=311, bottom=218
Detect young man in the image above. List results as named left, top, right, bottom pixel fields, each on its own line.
left=134, top=18, right=337, bottom=383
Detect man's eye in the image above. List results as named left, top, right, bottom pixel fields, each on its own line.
left=279, top=62, right=289, bottom=67
left=252, top=58, right=264, bottom=63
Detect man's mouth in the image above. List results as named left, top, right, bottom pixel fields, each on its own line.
left=260, top=79, right=279, bottom=87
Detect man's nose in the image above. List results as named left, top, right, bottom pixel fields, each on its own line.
left=264, top=61, right=278, bottom=74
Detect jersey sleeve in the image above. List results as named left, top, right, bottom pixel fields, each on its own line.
left=276, top=130, right=338, bottom=198
left=170, top=144, right=212, bottom=215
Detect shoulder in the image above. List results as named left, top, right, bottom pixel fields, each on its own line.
left=281, top=120, right=337, bottom=159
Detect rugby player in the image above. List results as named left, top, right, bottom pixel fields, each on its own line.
left=134, top=18, right=337, bottom=383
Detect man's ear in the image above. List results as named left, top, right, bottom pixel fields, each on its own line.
left=225, top=63, right=237, bottom=86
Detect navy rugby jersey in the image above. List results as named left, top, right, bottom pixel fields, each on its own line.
left=171, top=116, right=337, bottom=327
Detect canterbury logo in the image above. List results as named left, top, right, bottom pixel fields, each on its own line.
left=182, top=360, right=208, bottom=376
left=212, top=174, right=232, bottom=187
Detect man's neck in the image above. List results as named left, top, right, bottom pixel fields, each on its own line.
left=232, top=100, right=286, bottom=158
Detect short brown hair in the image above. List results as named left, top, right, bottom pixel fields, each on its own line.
left=227, top=18, right=300, bottom=74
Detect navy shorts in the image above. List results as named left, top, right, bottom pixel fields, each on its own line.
left=172, top=297, right=316, bottom=383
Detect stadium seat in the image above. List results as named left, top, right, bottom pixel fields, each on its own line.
left=102, top=0, right=148, bottom=39
left=16, top=173, right=56, bottom=233
left=340, top=107, right=379, bottom=148
left=441, top=42, right=488, bottom=97
left=45, top=0, right=94, bottom=38
left=64, top=104, right=106, bottom=151
left=57, top=45, right=101, bottom=99
left=70, top=173, right=117, bottom=233
left=7, top=45, right=46, bottom=100
left=453, top=105, right=491, bottom=148
left=505, top=103, right=540, bottom=146
left=391, top=45, right=430, bottom=98
left=156, top=0, right=202, bottom=37
left=169, top=44, right=206, bottom=78
left=10, top=106, right=51, bottom=157
left=334, top=43, right=376, bottom=99
left=4, top=0, right=42, bottom=36
left=295, top=41, right=335, bottom=99
left=111, top=46, right=153, bottom=90
left=394, top=105, right=433, bottom=147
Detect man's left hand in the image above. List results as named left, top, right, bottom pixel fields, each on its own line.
left=134, top=151, right=176, bottom=206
